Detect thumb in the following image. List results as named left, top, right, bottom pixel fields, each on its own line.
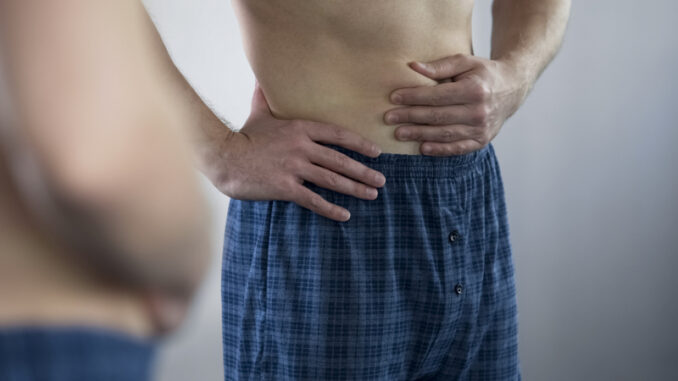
left=250, top=80, right=272, bottom=115
left=409, top=54, right=476, bottom=80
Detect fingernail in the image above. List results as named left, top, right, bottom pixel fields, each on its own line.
left=422, top=145, right=433, bottom=154
left=391, top=93, right=402, bottom=104
left=342, top=210, right=351, bottom=221
left=397, top=131, right=410, bottom=140
left=386, top=113, right=399, bottom=124
left=367, top=188, right=378, bottom=199
left=373, top=145, right=382, bottom=156
left=374, top=173, right=386, bottom=185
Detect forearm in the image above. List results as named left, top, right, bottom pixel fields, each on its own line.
left=139, top=8, right=238, bottom=175
left=0, top=0, right=211, bottom=298
left=490, top=0, right=571, bottom=97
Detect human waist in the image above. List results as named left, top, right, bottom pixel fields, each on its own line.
left=0, top=219, right=155, bottom=338
left=256, top=43, right=474, bottom=154
left=0, top=252, right=155, bottom=338
left=236, top=0, right=475, bottom=154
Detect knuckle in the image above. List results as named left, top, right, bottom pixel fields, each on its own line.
left=430, top=92, right=445, bottom=106
left=442, top=85, right=457, bottom=100
left=276, top=178, right=298, bottom=199
left=471, top=105, right=489, bottom=125
left=331, top=126, right=348, bottom=142
left=281, top=156, right=301, bottom=172
left=324, top=172, right=341, bottom=188
left=363, top=141, right=377, bottom=155
left=440, top=128, right=455, bottom=142
left=449, top=144, right=463, bottom=156
left=332, top=152, right=349, bottom=170
left=280, top=156, right=293, bottom=171
left=428, top=109, right=446, bottom=124
left=480, top=83, right=491, bottom=100
left=481, top=130, right=492, bottom=144
left=308, top=193, right=325, bottom=210
left=481, top=105, right=493, bottom=125
left=440, top=146, right=451, bottom=156
left=408, top=129, right=422, bottom=141
left=470, top=126, right=485, bottom=142
left=429, top=62, right=442, bottom=73
left=288, top=119, right=306, bottom=133
left=288, top=138, right=306, bottom=152
left=470, top=83, right=489, bottom=102
left=466, top=74, right=483, bottom=86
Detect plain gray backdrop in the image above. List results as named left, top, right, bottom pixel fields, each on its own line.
left=143, top=0, right=678, bottom=380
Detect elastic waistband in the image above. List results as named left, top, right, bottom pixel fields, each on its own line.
left=0, top=325, right=156, bottom=379
left=322, top=142, right=494, bottom=178
left=0, top=325, right=156, bottom=349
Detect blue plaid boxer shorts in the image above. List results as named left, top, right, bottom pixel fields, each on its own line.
left=0, top=326, right=156, bottom=381
left=222, top=142, right=521, bottom=380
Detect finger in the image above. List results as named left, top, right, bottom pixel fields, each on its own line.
left=290, top=184, right=351, bottom=222
left=384, top=105, right=476, bottom=126
left=419, top=140, right=484, bottom=157
left=394, top=124, right=476, bottom=143
left=307, top=145, right=386, bottom=188
left=299, top=161, right=379, bottom=201
left=390, top=80, right=477, bottom=106
left=409, top=53, right=477, bottom=80
left=305, top=122, right=382, bottom=157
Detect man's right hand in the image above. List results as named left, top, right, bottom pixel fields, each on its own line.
left=202, top=83, right=386, bottom=222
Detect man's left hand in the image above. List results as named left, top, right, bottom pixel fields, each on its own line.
left=384, top=54, right=529, bottom=156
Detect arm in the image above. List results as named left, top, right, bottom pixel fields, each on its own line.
left=0, top=0, right=211, bottom=306
left=140, top=9, right=387, bottom=222
left=384, top=0, right=571, bottom=156
left=491, top=0, right=572, bottom=104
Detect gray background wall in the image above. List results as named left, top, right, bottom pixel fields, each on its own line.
left=143, top=0, right=678, bottom=380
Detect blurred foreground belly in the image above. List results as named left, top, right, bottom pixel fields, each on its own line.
left=0, top=157, right=152, bottom=337
left=233, top=0, right=475, bottom=154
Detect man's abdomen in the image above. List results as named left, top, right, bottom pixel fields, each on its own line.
left=233, top=0, right=475, bottom=154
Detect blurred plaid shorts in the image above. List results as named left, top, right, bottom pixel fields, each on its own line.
left=222, top=142, right=521, bottom=380
left=0, top=326, right=156, bottom=381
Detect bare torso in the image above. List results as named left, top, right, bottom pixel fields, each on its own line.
left=0, top=150, right=151, bottom=336
left=0, top=1, right=475, bottom=334
left=232, top=0, right=476, bottom=154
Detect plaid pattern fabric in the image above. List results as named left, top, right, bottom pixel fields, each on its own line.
left=0, top=326, right=156, bottom=381
left=222, top=142, right=520, bottom=380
